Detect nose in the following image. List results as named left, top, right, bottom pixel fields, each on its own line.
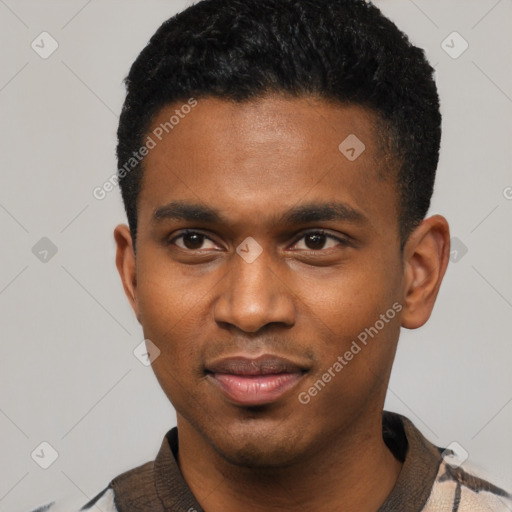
left=213, top=247, right=296, bottom=333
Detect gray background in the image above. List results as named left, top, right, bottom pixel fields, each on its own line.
left=0, top=1, right=511, bottom=510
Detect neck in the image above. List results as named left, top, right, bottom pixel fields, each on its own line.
left=177, top=411, right=402, bottom=512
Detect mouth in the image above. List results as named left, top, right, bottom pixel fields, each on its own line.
left=205, top=354, right=309, bottom=406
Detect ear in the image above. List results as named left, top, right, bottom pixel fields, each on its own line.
left=114, top=224, right=141, bottom=323
left=400, top=215, right=450, bottom=329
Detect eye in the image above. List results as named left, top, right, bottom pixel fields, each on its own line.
left=169, top=230, right=219, bottom=251
left=291, top=231, right=347, bottom=251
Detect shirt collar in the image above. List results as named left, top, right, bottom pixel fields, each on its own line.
left=112, top=411, right=442, bottom=511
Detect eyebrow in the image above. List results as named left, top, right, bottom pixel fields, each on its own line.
left=279, top=202, right=367, bottom=225
left=152, top=200, right=368, bottom=226
left=153, top=201, right=223, bottom=223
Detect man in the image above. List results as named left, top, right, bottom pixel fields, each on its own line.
left=32, top=0, right=511, bottom=510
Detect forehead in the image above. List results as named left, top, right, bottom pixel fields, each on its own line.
left=137, top=95, right=397, bottom=233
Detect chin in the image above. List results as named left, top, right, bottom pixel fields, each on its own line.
left=216, top=442, right=302, bottom=469
left=208, top=424, right=308, bottom=469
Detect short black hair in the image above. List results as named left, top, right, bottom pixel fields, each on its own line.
left=117, top=0, right=441, bottom=250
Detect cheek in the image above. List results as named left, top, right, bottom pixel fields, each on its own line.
left=136, top=249, right=199, bottom=326
left=135, top=265, right=201, bottom=369
left=139, top=290, right=206, bottom=409
left=295, top=259, right=400, bottom=330
left=293, top=262, right=401, bottom=395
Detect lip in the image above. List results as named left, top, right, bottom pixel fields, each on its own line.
left=205, top=354, right=308, bottom=406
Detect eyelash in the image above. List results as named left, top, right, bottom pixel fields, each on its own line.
left=167, top=229, right=349, bottom=253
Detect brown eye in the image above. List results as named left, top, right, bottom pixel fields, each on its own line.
left=169, top=231, right=218, bottom=251
left=182, top=232, right=205, bottom=249
left=304, top=233, right=327, bottom=250
left=292, top=231, right=345, bottom=251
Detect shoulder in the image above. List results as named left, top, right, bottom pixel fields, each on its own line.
left=26, top=431, right=172, bottom=512
left=423, top=460, right=512, bottom=512
left=385, top=412, right=512, bottom=512
left=27, top=486, right=117, bottom=512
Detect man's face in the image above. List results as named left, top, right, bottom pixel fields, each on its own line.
left=125, top=96, right=406, bottom=467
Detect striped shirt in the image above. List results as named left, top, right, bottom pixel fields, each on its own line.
left=30, top=412, right=512, bottom=512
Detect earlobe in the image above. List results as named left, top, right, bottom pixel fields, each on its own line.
left=113, top=224, right=139, bottom=320
left=400, top=215, right=450, bottom=329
